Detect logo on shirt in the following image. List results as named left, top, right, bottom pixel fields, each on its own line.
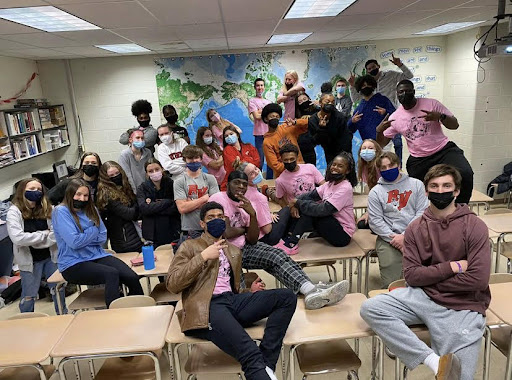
left=386, top=189, right=412, bottom=210
left=187, top=185, right=208, bottom=199
left=278, top=136, right=293, bottom=148
left=169, top=152, right=182, bottom=160
left=230, top=211, right=246, bottom=228
left=404, top=117, right=431, bottom=141
left=293, top=177, right=315, bottom=197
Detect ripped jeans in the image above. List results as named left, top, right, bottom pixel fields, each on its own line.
left=20, top=258, right=67, bottom=314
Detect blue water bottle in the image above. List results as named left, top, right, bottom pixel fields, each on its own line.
left=142, top=241, right=155, bottom=270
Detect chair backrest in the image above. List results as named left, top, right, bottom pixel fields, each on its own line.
left=110, top=295, right=156, bottom=309
left=388, top=279, right=406, bottom=291
left=489, top=273, right=512, bottom=284
left=485, top=208, right=512, bottom=215
left=155, top=244, right=174, bottom=252
left=8, top=312, right=49, bottom=320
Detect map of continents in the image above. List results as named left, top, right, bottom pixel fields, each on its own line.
left=155, top=45, right=375, bottom=172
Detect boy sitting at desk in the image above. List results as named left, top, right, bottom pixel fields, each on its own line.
left=167, top=201, right=296, bottom=380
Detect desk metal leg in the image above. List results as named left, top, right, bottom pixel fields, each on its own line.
left=173, top=343, right=185, bottom=380
left=506, top=332, right=512, bottom=380
left=483, top=326, right=491, bottom=380
left=54, top=281, right=67, bottom=315
left=167, top=344, right=175, bottom=380
left=496, top=234, right=504, bottom=273
left=365, top=252, right=372, bottom=297
left=289, top=345, right=298, bottom=380
left=356, top=258, right=363, bottom=293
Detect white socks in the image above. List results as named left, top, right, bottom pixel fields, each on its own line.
left=265, top=366, right=278, bottom=380
left=299, top=281, right=316, bottom=295
left=423, top=352, right=440, bottom=374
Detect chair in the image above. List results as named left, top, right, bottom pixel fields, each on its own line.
left=110, top=295, right=156, bottom=308
left=485, top=209, right=512, bottom=273
left=149, top=247, right=181, bottom=304
left=184, top=345, right=243, bottom=380
left=8, top=312, right=49, bottom=320
left=155, top=244, right=173, bottom=252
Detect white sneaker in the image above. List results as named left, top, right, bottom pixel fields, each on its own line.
left=304, top=280, right=349, bottom=310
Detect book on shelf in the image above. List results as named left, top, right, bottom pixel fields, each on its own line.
left=4, top=110, right=41, bottom=135
left=16, top=98, right=48, bottom=107
left=12, top=134, right=40, bottom=159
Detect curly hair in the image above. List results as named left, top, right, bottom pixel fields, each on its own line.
left=355, top=75, right=377, bottom=93
left=131, top=99, right=152, bottom=117
left=96, top=161, right=136, bottom=211
left=325, top=152, right=357, bottom=187
left=357, top=139, right=383, bottom=190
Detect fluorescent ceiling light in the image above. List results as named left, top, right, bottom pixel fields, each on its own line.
left=285, top=0, right=357, bottom=19
left=0, top=6, right=99, bottom=32
left=414, top=21, right=485, bottom=35
left=95, top=44, right=150, bottom=53
left=267, top=33, right=312, bottom=44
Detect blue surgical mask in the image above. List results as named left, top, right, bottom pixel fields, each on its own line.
left=203, top=137, right=213, bottom=145
left=225, top=134, right=238, bottom=145
left=133, top=141, right=145, bottom=149
left=252, top=172, right=263, bottom=185
left=186, top=162, right=202, bottom=172
left=206, top=218, right=226, bottom=238
left=380, top=167, right=400, bottom=182
left=337, top=87, right=346, bottom=96
left=360, top=149, right=376, bottom=162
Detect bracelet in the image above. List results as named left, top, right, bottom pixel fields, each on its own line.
left=455, top=261, right=463, bottom=273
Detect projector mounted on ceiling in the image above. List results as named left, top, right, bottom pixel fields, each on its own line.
left=476, top=0, right=512, bottom=58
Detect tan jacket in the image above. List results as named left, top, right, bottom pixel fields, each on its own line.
left=166, top=232, right=243, bottom=332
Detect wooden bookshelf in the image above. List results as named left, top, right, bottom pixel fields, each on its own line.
left=0, top=104, right=70, bottom=169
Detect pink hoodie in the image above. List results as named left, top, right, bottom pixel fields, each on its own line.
left=403, top=204, right=491, bottom=315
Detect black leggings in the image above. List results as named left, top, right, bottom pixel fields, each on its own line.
left=62, top=255, right=143, bottom=307
left=292, top=214, right=351, bottom=247
left=259, top=207, right=291, bottom=246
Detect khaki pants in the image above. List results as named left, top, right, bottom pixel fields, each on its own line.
left=375, top=236, right=403, bottom=289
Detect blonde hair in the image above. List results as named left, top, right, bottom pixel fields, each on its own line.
left=357, top=139, right=383, bottom=190
left=281, top=70, right=299, bottom=93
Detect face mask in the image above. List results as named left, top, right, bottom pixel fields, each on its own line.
left=380, top=167, right=400, bottom=182
left=428, top=191, right=455, bottom=210
left=133, top=141, right=145, bottom=149
left=398, top=92, right=415, bottom=107
left=165, top=114, right=178, bottom=124
left=111, top=173, right=123, bottom=186
left=251, top=172, right=263, bottom=185
left=322, top=104, right=335, bottom=113
left=82, top=164, right=99, bottom=177
left=203, top=136, right=213, bottom=145
left=360, top=149, right=376, bottom=162
left=206, top=218, right=226, bottom=238
left=159, top=134, right=172, bottom=145
left=285, top=83, right=293, bottom=90
left=210, top=113, right=220, bottom=122
left=299, top=101, right=311, bottom=112
left=149, top=171, right=163, bottom=182
left=225, top=134, right=238, bottom=145
left=186, top=162, right=202, bottom=172
left=369, top=68, right=379, bottom=76
left=329, top=173, right=345, bottom=182
left=138, top=119, right=150, bottom=128
left=360, top=87, right=374, bottom=97
left=25, top=190, right=43, bottom=202
left=73, top=199, right=87, bottom=209
left=337, top=87, right=346, bottom=96
left=284, top=161, right=297, bottom=172
left=268, top=118, right=280, bottom=129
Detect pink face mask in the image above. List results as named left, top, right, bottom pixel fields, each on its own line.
left=210, top=113, right=220, bottom=122
left=149, top=171, right=163, bottom=181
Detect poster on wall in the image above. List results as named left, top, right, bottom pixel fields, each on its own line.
left=154, top=45, right=376, bottom=171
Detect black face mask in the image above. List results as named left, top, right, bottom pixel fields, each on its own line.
left=398, top=92, right=415, bottom=107
left=111, top=173, right=123, bottom=186
left=329, top=173, right=345, bottom=182
left=285, top=83, right=293, bottom=90
left=165, top=114, right=178, bottom=124
left=322, top=104, right=335, bottom=113
left=299, top=101, right=312, bottom=112
left=360, top=87, right=374, bottom=97
left=82, top=164, right=99, bottom=177
left=428, top=191, right=455, bottom=210
left=369, top=68, right=379, bottom=76
left=138, top=119, right=150, bottom=128
left=268, top=118, right=279, bottom=129
left=284, top=161, right=297, bottom=172
left=73, top=199, right=87, bottom=209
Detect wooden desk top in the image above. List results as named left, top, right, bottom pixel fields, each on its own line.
left=260, top=179, right=276, bottom=188
left=293, top=238, right=365, bottom=263
left=47, top=269, right=65, bottom=284
left=489, top=283, right=512, bottom=325
left=283, top=293, right=371, bottom=345
left=117, top=250, right=174, bottom=276
left=353, top=194, right=368, bottom=209
left=51, top=306, right=173, bottom=357
left=470, top=189, right=494, bottom=203
left=351, top=229, right=377, bottom=253
left=269, top=201, right=282, bottom=213
left=0, top=315, right=74, bottom=366
left=479, top=214, right=512, bottom=234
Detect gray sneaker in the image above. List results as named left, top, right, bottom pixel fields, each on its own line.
left=304, top=280, right=349, bottom=310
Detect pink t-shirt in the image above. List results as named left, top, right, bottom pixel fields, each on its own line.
left=279, top=81, right=305, bottom=119
left=316, top=180, right=356, bottom=237
left=245, top=186, right=272, bottom=238
left=209, top=192, right=251, bottom=249
left=248, top=96, right=271, bottom=136
left=202, top=150, right=227, bottom=185
left=384, top=98, right=451, bottom=158
left=275, top=164, right=325, bottom=203
left=212, top=125, right=224, bottom=147
left=213, top=249, right=232, bottom=295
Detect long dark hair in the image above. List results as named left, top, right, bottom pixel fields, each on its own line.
left=96, top=161, right=136, bottom=211
left=222, top=125, right=244, bottom=147
left=12, top=178, right=52, bottom=220
left=196, top=126, right=222, bottom=159
left=62, top=179, right=100, bottom=232
left=71, top=152, right=102, bottom=179
left=325, top=152, right=357, bottom=187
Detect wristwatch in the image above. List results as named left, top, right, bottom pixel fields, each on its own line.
left=439, top=113, right=447, bottom=122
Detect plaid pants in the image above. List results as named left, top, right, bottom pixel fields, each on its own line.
left=242, top=242, right=310, bottom=293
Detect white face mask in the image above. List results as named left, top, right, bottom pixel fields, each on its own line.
left=160, top=134, right=172, bottom=145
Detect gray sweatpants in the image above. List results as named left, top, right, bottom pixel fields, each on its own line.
left=360, top=287, right=486, bottom=380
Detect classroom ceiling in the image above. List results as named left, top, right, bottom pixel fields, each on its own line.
left=0, top=0, right=504, bottom=60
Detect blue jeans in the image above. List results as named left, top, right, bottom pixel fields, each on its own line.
left=254, top=135, right=273, bottom=179
left=20, top=258, right=67, bottom=314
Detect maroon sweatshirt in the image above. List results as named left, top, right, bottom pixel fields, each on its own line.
left=403, top=204, right=491, bottom=315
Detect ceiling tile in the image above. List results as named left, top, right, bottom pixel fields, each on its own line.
left=141, top=0, right=222, bottom=25
left=175, top=23, right=225, bottom=40
left=227, top=36, right=269, bottom=48
left=341, top=0, right=415, bottom=15
left=111, top=26, right=180, bottom=42
left=411, top=0, right=474, bottom=12
left=0, top=38, right=35, bottom=50
left=1, top=47, right=79, bottom=58
left=319, top=14, right=390, bottom=31
left=0, top=0, right=47, bottom=7
left=225, top=20, right=277, bottom=38
left=0, top=19, right=41, bottom=34
left=219, top=0, right=290, bottom=22
left=55, top=29, right=131, bottom=45
left=274, top=18, right=335, bottom=34
left=1, top=32, right=79, bottom=47
left=372, top=10, right=440, bottom=27
left=304, top=30, right=354, bottom=43
left=141, top=41, right=191, bottom=51
left=52, top=46, right=116, bottom=56
left=185, top=38, right=228, bottom=50
left=46, top=0, right=127, bottom=3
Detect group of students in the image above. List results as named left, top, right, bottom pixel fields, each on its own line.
left=5, top=56, right=486, bottom=380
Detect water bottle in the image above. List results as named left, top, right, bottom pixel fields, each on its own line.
left=142, top=241, right=155, bottom=270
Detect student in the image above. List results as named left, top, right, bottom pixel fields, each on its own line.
left=289, top=152, right=357, bottom=248
left=119, top=128, right=152, bottom=193
left=361, top=164, right=491, bottom=380
left=334, top=77, right=353, bottom=117
left=7, top=178, right=67, bottom=314
left=52, top=179, right=143, bottom=307
left=377, top=79, right=474, bottom=204
left=295, top=91, right=320, bottom=165
left=96, top=161, right=143, bottom=253
left=167, top=201, right=297, bottom=380
left=196, top=126, right=226, bottom=185
left=210, top=171, right=349, bottom=310
left=308, top=93, right=353, bottom=165
left=174, top=145, right=220, bottom=240
left=119, top=99, right=158, bottom=153
left=295, top=92, right=319, bottom=118
left=221, top=126, right=260, bottom=190
left=367, top=152, right=429, bottom=288
left=156, top=123, right=188, bottom=179
left=48, top=152, right=102, bottom=205
left=161, top=104, right=190, bottom=143
left=207, top=108, right=242, bottom=147
left=261, top=103, right=308, bottom=178
left=137, top=158, right=181, bottom=247
left=277, top=70, right=305, bottom=119
left=248, top=78, right=271, bottom=168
